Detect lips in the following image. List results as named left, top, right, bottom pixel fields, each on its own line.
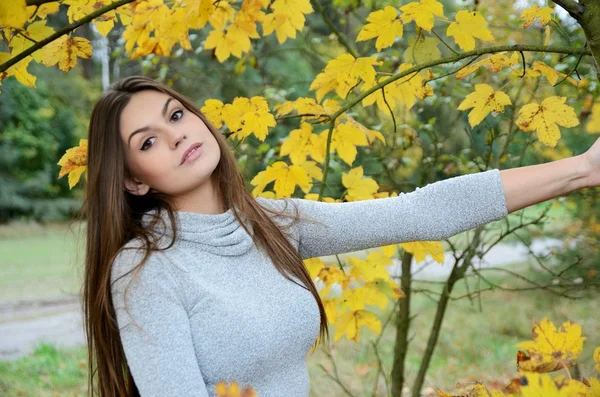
left=181, top=142, right=203, bottom=165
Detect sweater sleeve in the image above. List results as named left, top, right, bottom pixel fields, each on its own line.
left=110, top=242, right=210, bottom=397
left=258, top=168, right=508, bottom=260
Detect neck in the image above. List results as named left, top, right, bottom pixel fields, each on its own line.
left=173, top=178, right=226, bottom=215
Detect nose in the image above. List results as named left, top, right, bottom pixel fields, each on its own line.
left=168, top=127, right=186, bottom=150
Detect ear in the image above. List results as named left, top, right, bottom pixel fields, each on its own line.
left=124, top=175, right=151, bottom=196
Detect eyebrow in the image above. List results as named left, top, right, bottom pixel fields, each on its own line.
left=127, top=97, right=174, bottom=148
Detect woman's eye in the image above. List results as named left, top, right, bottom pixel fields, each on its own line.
left=171, top=109, right=183, bottom=122
left=140, top=137, right=155, bottom=151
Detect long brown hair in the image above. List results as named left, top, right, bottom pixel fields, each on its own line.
left=78, top=75, right=330, bottom=396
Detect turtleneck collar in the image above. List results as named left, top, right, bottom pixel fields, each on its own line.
left=141, top=206, right=255, bottom=256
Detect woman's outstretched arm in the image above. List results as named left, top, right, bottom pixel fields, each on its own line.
left=258, top=168, right=509, bottom=259
left=500, top=151, right=593, bottom=213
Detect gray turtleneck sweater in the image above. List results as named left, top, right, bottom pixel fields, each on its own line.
left=110, top=168, right=508, bottom=397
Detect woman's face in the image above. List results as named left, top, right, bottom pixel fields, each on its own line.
left=119, top=90, right=221, bottom=201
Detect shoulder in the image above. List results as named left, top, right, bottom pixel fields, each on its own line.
left=110, top=238, right=167, bottom=286
left=255, top=196, right=299, bottom=216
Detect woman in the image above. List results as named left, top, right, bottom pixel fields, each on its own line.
left=82, top=75, right=600, bottom=396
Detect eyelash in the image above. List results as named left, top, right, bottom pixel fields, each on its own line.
left=140, top=109, right=184, bottom=151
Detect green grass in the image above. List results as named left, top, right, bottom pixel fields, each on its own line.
left=0, top=221, right=85, bottom=304
left=0, top=343, right=88, bottom=397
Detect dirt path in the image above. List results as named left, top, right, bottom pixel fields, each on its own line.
left=0, top=237, right=571, bottom=361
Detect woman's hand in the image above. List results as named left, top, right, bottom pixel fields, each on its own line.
left=580, top=137, right=600, bottom=188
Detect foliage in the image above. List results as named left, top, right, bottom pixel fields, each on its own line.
left=3, top=0, right=600, bottom=395
left=435, top=318, right=600, bottom=396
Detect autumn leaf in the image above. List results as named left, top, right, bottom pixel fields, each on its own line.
left=262, top=0, right=313, bottom=44
left=348, top=251, right=392, bottom=283
left=361, top=63, right=433, bottom=114
left=334, top=309, right=382, bottom=342
left=0, top=0, right=29, bottom=29
left=594, top=346, right=600, bottom=372
left=585, top=103, right=600, bottom=134
left=250, top=161, right=312, bottom=198
left=457, top=84, right=512, bottom=127
left=38, top=35, right=93, bottom=72
left=516, top=318, right=585, bottom=372
left=330, top=122, right=370, bottom=166
left=519, top=5, right=555, bottom=28
left=201, top=99, right=226, bottom=129
left=340, top=281, right=389, bottom=311
left=356, top=6, right=403, bottom=51
left=0, top=52, right=36, bottom=93
left=309, top=54, right=383, bottom=101
left=403, top=36, right=441, bottom=64
left=455, top=52, right=519, bottom=80
left=215, top=380, right=258, bottom=397
left=517, top=350, right=568, bottom=373
left=515, top=96, right=579, bottom=148
left=399, top=0, right=445, bottom=32
left=57, top=139, right=88, bottom=190
left=341, top=166, right=379, bottom=201
left=280, top=122, right=314, bottom=164
left=217, top=96, right=276, bottom=142
left=400, top=241, right=445, bottom=264
left=446, top=10, right=494, bottom=51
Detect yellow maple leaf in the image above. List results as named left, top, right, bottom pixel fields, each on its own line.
left=201, top=99, right=226, bottom=129
left=586, top=104, right=600, bottom=134
left=590, top=377, right=600, bottom=396
left=457, top=84, right=512, bottom=127
left=0, top=52, right=36, bottom=93
left=204, top=23, right=253, bottom=62
left=65, top=0, right=118, bottom=37
left=594, top=346, right=600, bottom=372
left=26, top=2, right=60, bottom=20
left=342, top=166, right=379, bottom=201
left=39, top=35, right=92, bottom=72
left=262, top=0, right=313, bottom=44
left=399, top=0, right=445, bottom=32
left=215, top=380, right=258, bottom=397
left=348, top=251, right=392, bottom=283
left=250, top=161, right=311, bottom=198
left=280, top=122, right=314, bottom=164
left=340, top=283, right=389, bottom=312
left=518, top=61, right=580, bottom=87
left=303, top=193, right=340, bottom=202
left=456, top=51, right=519, bottom=79
left=0, top=0, right=29, bottom=29
left=344, top=116, right=386, bottom=145
left=8, top=20, right=55, bottom=64
left=446, top=10, right=494, bottom=51
left=331, top=123, right=370, bottom=166
left=356, top=6, right=403, bottom=51
left=303, top=257, right=326, bottom=280
left=516, top=318, right=584, bottom=372
left=515, top=96, right=579, bottom=148
left=334, top=309, right=382, bottom=342
left=400, top=241, right=445, bottom=264
left=323, top=297, right=340, bottom=323
left=220, top=96, right=276, bottom=142
left=361, top=63, right=433, bottom=114
left=519, top=5, right=555, bottom=28
left=309, top=54, right=383, bottom=101
left=403, top=36, right=441, bottom=64
left=299, top=160, right=323, bottom=181
left=57, top=139, right=88, bottom=190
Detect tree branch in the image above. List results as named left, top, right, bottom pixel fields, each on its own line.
left=310, top=0, right=359, bottom=58
left=551, top=0, right=585, bottom=20
left=316, top=44, right=591, bottom=201
left=1, top=0, right=135, bottom=74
